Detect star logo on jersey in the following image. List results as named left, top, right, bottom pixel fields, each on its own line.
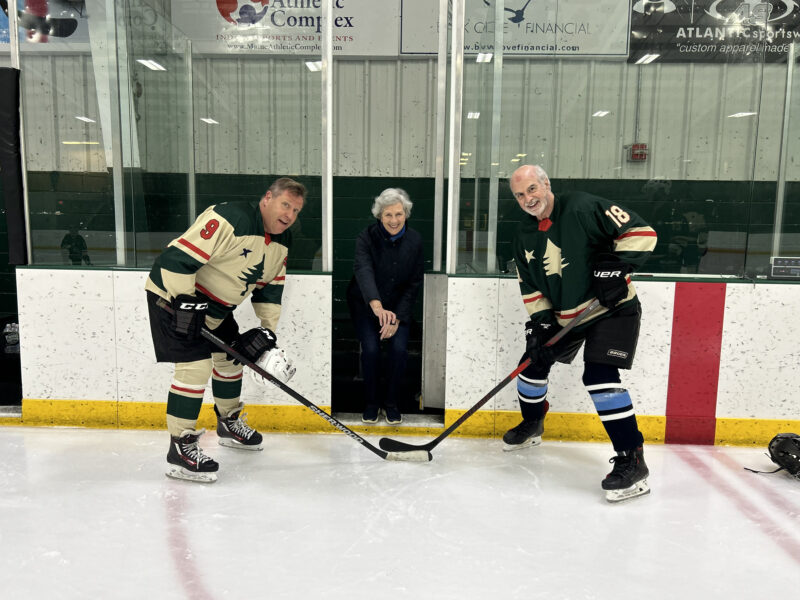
left=238, top=256, right=265, bottom=295
left=524, top=249, right=535, bottom=263
left=542, top=239, right=569, bottom=277
left=240, top=248, right=252, bottom=258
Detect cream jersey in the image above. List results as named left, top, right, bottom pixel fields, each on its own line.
left=145, top=200, right=290, bottom=330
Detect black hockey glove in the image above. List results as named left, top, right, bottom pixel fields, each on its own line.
left=592, top=257, right=633, bottom=308
left=171, top=294, right=208, bottom=340
left=230, top=327, right=277, bottom=364
left=525, top=320, right=562, bottom=367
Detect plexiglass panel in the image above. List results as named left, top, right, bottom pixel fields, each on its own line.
left=453, top=0, right=791, bottom=279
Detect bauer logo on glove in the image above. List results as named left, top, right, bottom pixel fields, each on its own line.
left=250, top=347, right=296, bottom=385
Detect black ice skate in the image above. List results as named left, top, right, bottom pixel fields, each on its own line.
left=602, top=446, right=650, bottom=503
left=502, top=418, right=544, bottom=451
left=166, top=429, right=219, bottom=483
left=215, top=403, right=264, bottom=451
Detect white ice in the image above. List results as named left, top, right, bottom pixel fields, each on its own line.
left=1, top=427, right=799, bottom=599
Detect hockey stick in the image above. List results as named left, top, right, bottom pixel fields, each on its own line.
left=159, top=302, right=431, bottom=463
left=378, top=299, right=603, bottom=454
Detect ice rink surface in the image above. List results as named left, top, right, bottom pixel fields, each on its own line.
left=1, top=426, right=799, bottom=599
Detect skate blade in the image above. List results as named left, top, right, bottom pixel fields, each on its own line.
left=165, top=466, right=217, bottom=483
left=218, top=438, right=264, bottom=451
left=502, top=437, right=542, bottom=452
left=605, top=479, right=650, bottom=503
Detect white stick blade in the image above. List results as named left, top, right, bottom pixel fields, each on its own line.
left=385, top=450, right=432, bottom=462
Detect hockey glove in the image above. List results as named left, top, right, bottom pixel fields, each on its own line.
left=525, top=320, right=561, bottom=367
left=171, top=294, right=208, bottom=340
left=230, top=327, right=277, bottom=364
left=592, top=258, right=633, bottom=308
left=250, top=347, right=296, bottom=385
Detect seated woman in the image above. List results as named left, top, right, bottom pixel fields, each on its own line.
left=346, top=188, right=424, bottom=424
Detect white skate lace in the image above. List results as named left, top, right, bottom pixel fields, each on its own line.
left=183, top=438, right=213, bottom=464
left=228, top=413, right=255, bottom=440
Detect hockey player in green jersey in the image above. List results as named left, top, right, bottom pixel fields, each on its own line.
left=145, top=177, right=306, bottom=482
left=505, top=165, right=657, bottom=502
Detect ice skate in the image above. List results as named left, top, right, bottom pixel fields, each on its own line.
left=166, top=429, right=219, bottom=483
left=602, top=446, right=650, bottom=503
left=215, top=403, right=264, bottom=451
left=502, top=418, right=544, bottom=451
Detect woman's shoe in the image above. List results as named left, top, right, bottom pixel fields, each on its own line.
left=362, top=405, right=380, bottom=423
left=385, top=406, right=402, bottom=424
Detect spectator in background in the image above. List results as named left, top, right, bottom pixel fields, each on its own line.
left=60, top=227, right=91, bottom=265
left=347, top=188, right=424, bottom=425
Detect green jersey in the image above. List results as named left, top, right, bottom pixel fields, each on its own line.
left=513, top=191, right=657, bottom=330
left=145, top=200, right=291, bottom=330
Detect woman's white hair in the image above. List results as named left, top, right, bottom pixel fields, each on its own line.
left=371, top=188, right=413, bottom=219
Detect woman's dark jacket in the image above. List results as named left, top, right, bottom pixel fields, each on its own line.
left=346, top=222, right=424, bottom=324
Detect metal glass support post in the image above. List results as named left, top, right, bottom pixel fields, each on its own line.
left=321, top=0, right=333, bottom=272
left=108, top=0, right=127, bottom=265
left=432, top=0, right=448, bottom=272
left=185, top=40, right=196, bottom=223
left=486, top=0, right=505, bottom=274
left=772, top=42, right=795, bottom=260
left=446, top=0, right=465, bottom=274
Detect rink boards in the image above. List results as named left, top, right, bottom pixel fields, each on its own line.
left=5, top=268, right=800, bottom=445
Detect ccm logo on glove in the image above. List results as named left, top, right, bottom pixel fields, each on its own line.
left=178, top=301, right=208, bottom=310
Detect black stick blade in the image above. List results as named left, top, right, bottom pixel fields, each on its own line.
left=380, top=437, right=430, bottom=452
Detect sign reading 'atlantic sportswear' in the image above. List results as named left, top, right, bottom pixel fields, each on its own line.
left=629, top=0, right=800, bottom=63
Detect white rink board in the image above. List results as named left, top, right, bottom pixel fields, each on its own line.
left=17, top=269, right=331, bottom=406
left=718, top=283, right=800, bottom=420
left=15, top=268, right=800, bottom=422
left=446, top=277, right=674, bottom=417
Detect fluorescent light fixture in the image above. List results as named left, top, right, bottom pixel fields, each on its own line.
left=305, top=61, right=322, bottom=72
left=62, top=141, right=100, bottom=145
left=727, top=112, right=758, bottom=118
left=516, top=153, right=527, bottom=157
left=467, top=112, right=480, bottom=119
left=75, top=116, right=95, bottom=123
left=476, top=53, right=493, bottom=63
left=200, top=118, right=219, bottom=124
left=635, top=53, right=660, bottom=64
left=490, top=162, right=499, bottom=166
left=136, top=59, right=166, bottom=71
left=461, top=152, right=472, bottom=156
left=510, top=158, right=521, bottom=162
left=592, top=110, right=610, bottom=117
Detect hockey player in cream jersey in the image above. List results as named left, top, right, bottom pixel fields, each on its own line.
left=506, top=165, right=657, bottom=502
left=145, top=177, right=306, bottom=482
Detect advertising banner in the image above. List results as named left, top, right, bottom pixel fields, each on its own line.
left=400, top=0, right=631, bottom=57
left=629, top=0, right=800, bottom=63
left=171, top=0, right=400, bottom=56
left=0, top=0, right=89, bottom=50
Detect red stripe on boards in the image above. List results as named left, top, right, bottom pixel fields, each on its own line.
left=665, top=282, right=726, bottom=444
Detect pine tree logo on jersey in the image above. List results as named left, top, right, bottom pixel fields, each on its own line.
left=238, top=256, right=265, bottom=295
left=542, top=239, right=569, bottom=277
